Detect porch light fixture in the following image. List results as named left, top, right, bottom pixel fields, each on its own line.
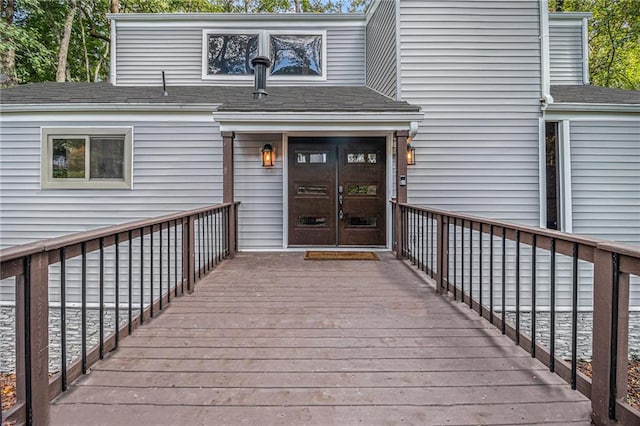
left=406, top=142, right=416, bottom=166
left=261, top=144, right=274, bottom=167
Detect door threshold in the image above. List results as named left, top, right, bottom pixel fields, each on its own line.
left=284, top=246, right=390, bottom=252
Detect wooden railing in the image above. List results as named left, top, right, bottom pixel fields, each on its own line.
left=392, top=201, right=640, bottom=425
left=0, top=203, right=238, bottom=426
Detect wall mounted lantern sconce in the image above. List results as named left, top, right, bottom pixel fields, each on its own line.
left=261, top=144, right=274, bottom=167
left=406, top=141, right=416, bottom=166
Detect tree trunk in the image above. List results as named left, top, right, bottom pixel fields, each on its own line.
left=111, top=0, right=119, bottom=13
left=56, top=0, right=78, bottom=82
left=1, top=0, right=17, bottom=86
left=294, top=0, right=302, bottom=13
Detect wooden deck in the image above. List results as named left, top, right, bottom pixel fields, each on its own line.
left=50, top=252, right=591, bottom=425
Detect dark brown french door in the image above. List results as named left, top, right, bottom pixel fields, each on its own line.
left=288, top=137, right=386, bottom=246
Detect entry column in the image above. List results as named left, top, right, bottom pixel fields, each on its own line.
left=395, top=130, right=409, bottom=259
left=222, top=131, right=237, bottom=258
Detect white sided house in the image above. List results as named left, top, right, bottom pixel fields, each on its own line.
left=0, top=1, right=639, bottom=309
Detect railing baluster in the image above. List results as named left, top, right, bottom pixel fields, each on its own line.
left=60, top=247, right=67, bottom=391
left=159, top=222, right=163, bottom=311
left=453, top=217, right=457, bottom=301
left=214, top=210, right=219, bottom=265
left=199, top=213, right=204, bottom=278
left=167, top=222, right=171, bottom=304
left=461, top=219, right=465, bottom=303
left=174, top=220, right=179, bottom=296
left=501, top=228, right=506, bottom=335
left=469, top=221, right=473, bottom=310
left=478, top=224, right=483, bottom=316
left=571, top=242, right=579, bottom=389
left=489, top=225, right=494, bottom=325
left=515, top=230, right=520, bottom=346
left=432, top=213, right=436, bottom=278
left=23, top=256, right=33, bottom=425
left=531, top=234, right=537, bottom=357
left=550, top=237, right=556, bottom=372
left=140, top=227, right=144, bottom=325
left=128, top=231, right=133, bottom=333
left=81, top=242, right=87, bottom=374
left=422, top=211, right=426, bottom=272
left=99, top=237, right=104, bottom=359
left=609, top=252, right=620, bottom=419
left=115, top=234, right=120, bottom=346
left=150, top=227, right=154, bottom=318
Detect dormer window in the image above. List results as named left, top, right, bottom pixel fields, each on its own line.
left=202, top=30, right=326, bottom=80
left=206, top=33, right=259, bottom=75
left=270, top=34, right=323, bottom=76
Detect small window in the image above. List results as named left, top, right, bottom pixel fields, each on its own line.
left=545, top=122, right=560, bottom=230
left=206, top=34, right=259, bottom=75
left=270, top=34, right=323, bottom=77
left=42, top=128, right=132, bottom=189
left=347, top=153, right=377, bottom=164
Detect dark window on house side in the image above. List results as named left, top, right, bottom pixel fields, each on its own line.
left=545, top=122, right=560, bottom=230
left=270, top=35, right=322, bottom=76
left=207, top=34, right=259, bottom=75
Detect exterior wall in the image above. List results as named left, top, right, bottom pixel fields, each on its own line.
left=570, top=120, right=640, bottom=245
left=235, top=133, right=284, bottom=250
left=0, top=113, right=222, bottom=249
left=549, top=15, right=587, bottom=85
left=114, top=19, right=365, bottom=86
left=0, top=111, right=222, bottom=303
left=366, top=0, right=397, bottom=98
left=399, top=0, right=543, bottom=225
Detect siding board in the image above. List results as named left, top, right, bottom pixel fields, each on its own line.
left=366, top=0, right=397, bottom=98
left=399, top=0, right=542, bottom=224
left=549, top=19, right=585, bottom=85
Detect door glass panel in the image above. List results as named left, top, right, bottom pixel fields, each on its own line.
left=347, top=153, right=377, bottom=164
left=296, top=184, right=328, bottom=196
left=296, top=152, right=307, bottom=164
left=347, top=184, right=377, bottom=196
left=309, top=153, right=327, bottom=163
left=348, top=216, right=377, bottom=227
left=297, top=216, right=327, bottom=227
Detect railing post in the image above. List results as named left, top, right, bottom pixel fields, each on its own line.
left=591, top=247, right=630, bottom=425
left=436, top=214, right=449, bottom=295
left=182, top=216, right=195, bottom=293
left=16, top=253, right=49, bottom=425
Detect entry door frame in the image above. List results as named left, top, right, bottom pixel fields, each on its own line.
left=282, top=131, right=395, bottom=249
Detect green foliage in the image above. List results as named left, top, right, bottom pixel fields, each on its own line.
left=550, top=0, right=640, bottom=90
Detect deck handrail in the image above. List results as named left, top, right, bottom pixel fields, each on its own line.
left=391, top=201, right=640, bottom=426
left=0, top=202, right=240, bottom=426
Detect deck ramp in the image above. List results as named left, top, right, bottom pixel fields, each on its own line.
left=50, top=252, right=591, bottom=425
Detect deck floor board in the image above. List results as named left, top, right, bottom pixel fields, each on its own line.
left=50, top=252, right=591, bottom=425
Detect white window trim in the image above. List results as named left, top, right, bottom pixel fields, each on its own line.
left=201, top=29, right=327, bottom=82
left=539, top=120, right=572, bottom=232
left=41, top=127, right=133, bottom=190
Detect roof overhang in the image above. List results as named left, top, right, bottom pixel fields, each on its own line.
left=544, top=102, right=640, bottom=120
left=0, top=103, right=220, bottom=113
left=212, top=111, right=425, bottom=133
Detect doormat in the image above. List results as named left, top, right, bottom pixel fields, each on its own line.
left=304, top=251, right=379, bottom=261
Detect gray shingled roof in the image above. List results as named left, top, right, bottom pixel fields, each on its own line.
left=0, top=82, right=419, bottom=112
left=551, top=85, right=640, bottom=105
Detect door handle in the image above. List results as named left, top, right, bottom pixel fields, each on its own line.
left=338, top=194, right=344, bottom=204
left=339, top=210, right=344, bottom=220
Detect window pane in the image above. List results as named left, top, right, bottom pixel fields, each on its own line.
left=270, top=35, right=322, bottom=76
left=296, top=184, right=328, bottom=196
left=347, top=153, right=377, bottom=164
left=207, top=34, right=259, bottom=75
left=309, top=153, right=326, bottom=163
left=52, top=138, right=85, bottom=178
left=348, top=216, right=377, bottom=227
left=297, top=216, right=327, bottom=227
left=347, top=184, right=377, bottom=196
left=90, top=137, right=125, bottom=179
left=545, top=122, right=560, bottom=230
